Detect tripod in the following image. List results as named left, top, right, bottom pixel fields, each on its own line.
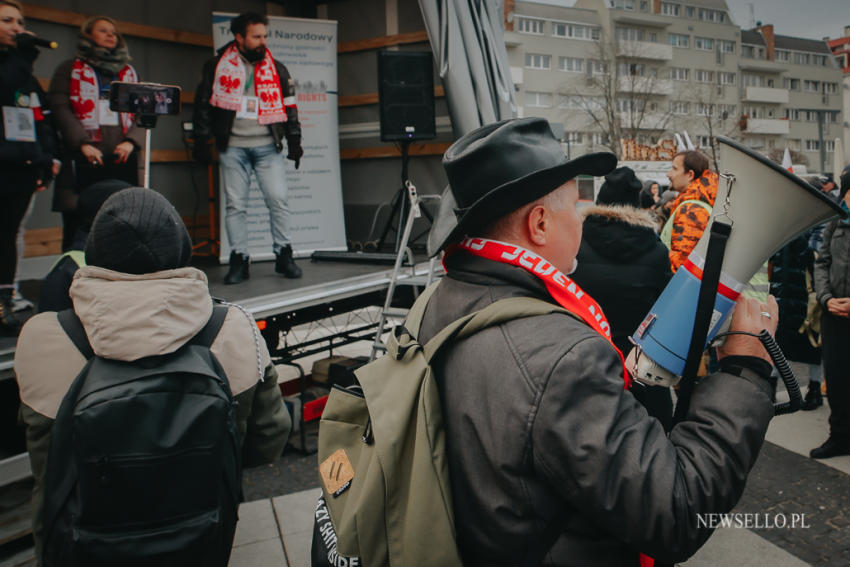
left=376, top=141, right=434, bottom=253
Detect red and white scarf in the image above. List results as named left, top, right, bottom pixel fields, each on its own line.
left=449, top=237, right=631, bottom=388
left=70, top=59, right=137, bottom=142
left=210, top=43, right=288, bottom=125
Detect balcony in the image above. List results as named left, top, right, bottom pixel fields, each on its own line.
left=619, top=112, right=669, bottom=131
left=617, top=76, right=673, bottom=95
left=743, top=87, right=790, bottom=104
left=510, top=66, right=523, bottom=87
left=616, top=40, right=673, bottom=61
left=744, top=118, right=790, bottom=135
left=738, top=58, right=786, bottom=74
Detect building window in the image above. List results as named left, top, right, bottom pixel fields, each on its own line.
left=591, top=132, right=610, bottom=146
left=618, top=62, right=645, bottom=76
left=718, top=72, right=736, bottom=85
left=589, top=59, right=609, bottom=75
left=825, top=82, right=839, bottom=94
left=825, top=140, right=835, bottom=153
left=775, top=49, right=790, bottom=62
left=741, top=45, right=755, bottom=58
left=718, top=104, right=736, bottom=117
left=803, top=79, right=820, bottom=92
left=525, top=91, right=552, bottom=107
left=517, top=17, right=544, bottom=34
left=670, top=67, right=690, bottom=81
left=695, top=69, right=714, bottom=83
left=613, top=0, right=636, bottom=9
left=696, top=103, right=715, bottom=116
left=743, top=73, right=764, bottom=87
left=525, top=53, right=551, bottom=70
left=698, top=135, right=711, bottom=147
left=671, top=100, right=690, bottom=115
left=566, top=132, right=583, bottom=144
left=660, top=2, right=680, bottom=16
left=787, top=139, right=801, bottom=151
left=616, top=98, right=645, bottom=112
left=783, top=77, right=800, bottom=91
left=559, top=57, right=584, bottom=73
left=616, top=27, right=644, bottom=42
left=718, top=40, right=735, bottom=53
left=553, top=22, right=600, bottom=41
left=794, top=52, right=810, bottom=65
left=668, top=33, right=689, bottom=47
left=697, top=8, right=726, bottom=23
left=685, top=5, right=695, bottom=18
left=806, top=139, right=820, bottom=151
left=744, top=106, right=762, bottom=119
left=694, top=37, right=714, bottom=51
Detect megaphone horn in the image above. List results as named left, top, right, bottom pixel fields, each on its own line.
left=630, top=136, right=847, bottom=387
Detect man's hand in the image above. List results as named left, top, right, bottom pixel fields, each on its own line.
left=80, top=143, right=103, bottom=166
left=827, top=297, right=850, bottom=318
left=286, top=137, right=303, bottom=170
left=113, top=141, right=134, bottom=164
left=717, top=295, right=779, bottom=364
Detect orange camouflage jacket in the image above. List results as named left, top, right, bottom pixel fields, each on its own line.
left=667, top=169, right=719, bottom=272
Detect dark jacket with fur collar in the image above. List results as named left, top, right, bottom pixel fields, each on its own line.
left=572, top=205, right=672, bottom=354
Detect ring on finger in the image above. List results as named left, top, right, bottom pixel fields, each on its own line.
left=760, top=311, right=772, bottom=319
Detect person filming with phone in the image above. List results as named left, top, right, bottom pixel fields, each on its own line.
left=48, top=15, right=144, bottom=251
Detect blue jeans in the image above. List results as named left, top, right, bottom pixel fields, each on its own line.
left=219, top=144, right=291, bottom=255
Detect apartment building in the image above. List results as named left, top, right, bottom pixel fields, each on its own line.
left=505, top=0, right=843, bottom=173
left=828, top=25, right=850, bottom=166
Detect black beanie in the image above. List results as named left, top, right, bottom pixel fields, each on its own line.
left=85, top=187, right=192, bottom=274
left=77, top=179, right=134, bottom=233
left=596, top=167, right=642, bottom=207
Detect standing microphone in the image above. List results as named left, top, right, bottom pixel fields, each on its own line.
left=14, top=33, right=58, bottom=49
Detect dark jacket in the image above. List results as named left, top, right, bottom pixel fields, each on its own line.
left=572, top=205, right=672, bottom=354
left=15, top=266, right=291, bottom=562
left=193, top=42, right=301, bottom=153
left=47, top=59, right=145, bottom=212
left=770, top=232, right=820, bottom=364
left=815, top=216, right=850, bottom=307
left=418, top=251, right=775, bottom=566
left=571, top=205, right=674, bottom=429
left=0, top=45, right=59, bottom=192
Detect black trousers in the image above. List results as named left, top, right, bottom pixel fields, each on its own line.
left=1, top=189, right=35, bottom=285
left=821, top=312, right=850, bottom=440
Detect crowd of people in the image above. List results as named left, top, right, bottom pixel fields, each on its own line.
left=3, top=1, right=849, bottom=563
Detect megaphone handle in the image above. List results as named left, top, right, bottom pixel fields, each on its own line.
left=672, top=221, right=732, bottom=425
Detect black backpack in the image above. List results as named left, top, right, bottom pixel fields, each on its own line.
left=42, top=305, right=242, bottom=567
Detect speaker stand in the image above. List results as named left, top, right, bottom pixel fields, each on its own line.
left=376, top=141, right=434, bottom=253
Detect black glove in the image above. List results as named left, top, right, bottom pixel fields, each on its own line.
left=286, top=137, right=303, bottom=170
left=192, top=139, right=213, bottom=165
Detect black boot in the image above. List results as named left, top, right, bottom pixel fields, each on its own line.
left=810, top=436, right=850, bottom=459
left=801, top=380, right=823, bottom=411
left=0, top=288, right=22, bottom=336
left=224, top=251, right=250, bottom=285
left=275, top=245, right=302, bottom=278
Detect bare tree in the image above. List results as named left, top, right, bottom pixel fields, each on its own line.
left=557, top=33, right=673, bottom=158
left=685, top=83, right=741, bottom=171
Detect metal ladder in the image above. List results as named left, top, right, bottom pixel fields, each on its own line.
left=369, top=181, right=441, bottom=361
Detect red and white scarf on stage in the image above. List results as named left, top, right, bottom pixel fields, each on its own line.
left=209, top=43, right=287, bottom=125
left=70, top=59, right=137, bottom=142
left=449, top=237, right=631, bottom=388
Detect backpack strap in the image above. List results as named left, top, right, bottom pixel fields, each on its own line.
left=57, top=309, right=94, bottom=359
left=421, top=297, right=570, bottom=362
left=190, top=304, right=229, bottom=348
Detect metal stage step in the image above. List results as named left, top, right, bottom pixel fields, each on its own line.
left=310, top=250, right=410, bottom=265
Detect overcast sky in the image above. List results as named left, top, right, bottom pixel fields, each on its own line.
left=531, top=1, right=849, bottom=41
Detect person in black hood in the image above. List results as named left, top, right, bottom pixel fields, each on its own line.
left=572, top=166, right=674, bottom=429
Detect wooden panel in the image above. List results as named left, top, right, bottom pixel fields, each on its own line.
left=340, top=142, right=450, bottom=160
left=22, top=4, right=213, bottom=47
left=339, top=85, right=444, bottom=108
left=338, top=30, right=429, bottom=53
left=23, top=227, right=62, bottom=258
left=150, top=149, right=192, bottom=163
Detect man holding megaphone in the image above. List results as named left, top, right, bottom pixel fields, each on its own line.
left=421, top=118, right=782, bottom=566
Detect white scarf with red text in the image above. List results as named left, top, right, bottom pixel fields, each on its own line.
left=450, top=237, right=630, bottom=388
left=209, top=43, right=286, bottom=125
left=70, top=59, right=136, bottom=141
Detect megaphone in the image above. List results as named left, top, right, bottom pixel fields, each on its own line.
left=629, top=136, right=847, bottom=388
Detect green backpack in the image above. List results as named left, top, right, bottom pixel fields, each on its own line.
left=312, top=283, right=569, bottom=567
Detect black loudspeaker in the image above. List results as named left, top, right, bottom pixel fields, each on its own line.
left=378, top=51, right=436, bottom=142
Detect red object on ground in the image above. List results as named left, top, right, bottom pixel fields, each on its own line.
left=303, top=395, right=329, bottom=422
